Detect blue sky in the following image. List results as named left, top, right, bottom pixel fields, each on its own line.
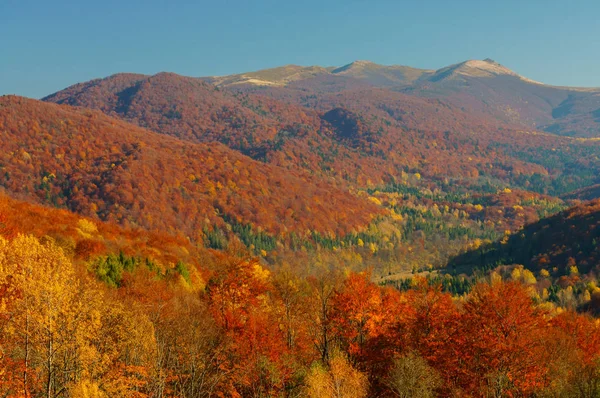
left=2, top=0, right=599, bottom=98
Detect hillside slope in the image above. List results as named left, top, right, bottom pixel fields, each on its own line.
left=0, top=96, right=380, bottom=240
left=43, top=71, right=600, bottom=198
left=203, top=59, right=600, bottom=138
left=0, top=192, right=209, bottom=268
left=448, top=199, right=600, bottom=275
left=563, top=184, right=600, bottom=202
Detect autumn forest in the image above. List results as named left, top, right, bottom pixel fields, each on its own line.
left=2, top=57, right=600, bottom=397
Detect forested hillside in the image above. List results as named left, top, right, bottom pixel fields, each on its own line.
left=45, top=70, right=600, bottom=198
left=0, top=96, right=380, bottom=240
left=37, top=69, right=600, bottom=280
left=1, top=195, right=600, bottom=397
left=449, top=199, right=600, bottom=275
left=563, top=183, right=600, bottom=201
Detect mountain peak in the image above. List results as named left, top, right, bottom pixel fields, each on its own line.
left=431, top=59, right=541, bottom=84
left=350, top=60, right=376, bottom=66
left=459, top=59, right=517, bottom=76
left=206, top=64, right=330, bottom=87
left=332, top=60, right=377, bottom=74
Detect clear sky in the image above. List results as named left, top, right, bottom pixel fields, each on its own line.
left=2, top=0, right=599, bottom=98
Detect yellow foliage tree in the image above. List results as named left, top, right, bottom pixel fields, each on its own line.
left=305, top=350, right=369, bottom=398
left=0, top=234, right=156, bottom=398
left=521, top=269, right=537, bottom=285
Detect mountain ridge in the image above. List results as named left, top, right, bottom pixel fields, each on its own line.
left=202, top=58, right=600, bottom=91
left=426, top=58, right=542, bottom=84
left=192, top=59, right=600, bottom=137
left=41, top=69, right=600, bottom=194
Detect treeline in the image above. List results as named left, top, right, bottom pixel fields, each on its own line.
left=1, top=233, right=600, bottom=397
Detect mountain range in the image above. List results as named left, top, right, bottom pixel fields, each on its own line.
left=41, top=59, right=600, bottom=196
left=202, top=58, right=600, bottom=138
left=45, top=58, right=600, bottom=140
left=1, top=58, right=599, bottom=276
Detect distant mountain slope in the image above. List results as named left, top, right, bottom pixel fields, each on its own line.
left=426, top=59, right=541, bottom=83
left=234, top=84, right=600, bottom=197
left=43, top=72, right=316, bottom=147
left=201, top=58, right=600, bottom=138
left=204, top=64, right=333, bottom=87
left=331, top=60, right=432, bottom=86
left=403, top=59, right=600, bottom=136
left=204, top=60, right=432, bottom=89
left=43, top=71, right=600, bottom=197
left=541, top=92, right=600, bottom=137
left=0, top=96, right=380, bottom=239
left=448, top=199, right=600, bottom=275
left=40, top=72, right=510, bottom=183
left=45, top=70, right=498, bottom=139
left=42, top=73, right=148, bottom=109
